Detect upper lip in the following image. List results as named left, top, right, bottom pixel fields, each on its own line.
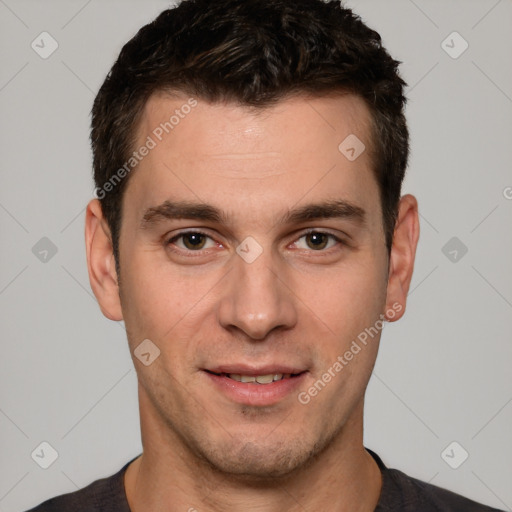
left=204, top=364, right=307, bottom=376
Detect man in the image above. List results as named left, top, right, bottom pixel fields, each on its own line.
left=26, top=0, right=503, bottom=510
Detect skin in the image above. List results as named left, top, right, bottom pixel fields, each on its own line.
left=85, top=92, right=419, bottom=511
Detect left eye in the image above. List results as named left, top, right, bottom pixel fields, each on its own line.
left=293, top=231, right=340, bottom=251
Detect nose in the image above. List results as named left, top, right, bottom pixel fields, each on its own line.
left=217, top=241, right=298, bottom=341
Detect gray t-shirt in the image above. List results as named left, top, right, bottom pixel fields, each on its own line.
left=25, top=449, right=504, bottom=511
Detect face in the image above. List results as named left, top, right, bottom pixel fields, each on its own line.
left=88, top=92, right=414, bottom=480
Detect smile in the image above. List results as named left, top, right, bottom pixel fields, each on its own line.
left=213, top=372, right=296, bottom=384
left=203, top=369, right=308, bottom=406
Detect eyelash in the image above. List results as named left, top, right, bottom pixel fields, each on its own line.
left=165, top=229, right=345, bottom=256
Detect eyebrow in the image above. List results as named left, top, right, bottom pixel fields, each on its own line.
left=140, top=198, right=366, bottom=229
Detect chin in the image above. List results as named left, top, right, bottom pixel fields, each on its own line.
left=191, top=430, right=329, bottom=481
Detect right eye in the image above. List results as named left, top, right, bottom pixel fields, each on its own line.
left=166, top=230, right=219, bottom=252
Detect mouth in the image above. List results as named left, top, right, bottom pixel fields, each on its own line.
left=202, top=367, right=308, bottom=406
left=204, top=370, right=305, bottom=384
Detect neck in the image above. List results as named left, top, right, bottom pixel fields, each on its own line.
left=125, top=391, right=382, bottom=512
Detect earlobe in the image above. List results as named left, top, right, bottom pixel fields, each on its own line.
left=385, top=194, right=420, bottom=322
left=85, top=199, right=123, bottom=321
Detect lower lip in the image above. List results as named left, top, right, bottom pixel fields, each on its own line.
left=203, top=371, right=307, bottom=406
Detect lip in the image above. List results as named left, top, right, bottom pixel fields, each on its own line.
left=206, top=364, right=306, bottom=376
left=203, top=369, right=308, bottom=406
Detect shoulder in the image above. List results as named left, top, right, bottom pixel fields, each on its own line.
left=376, top=466, right=504, bottom=512
left=23, top=458, right=135, bottom=512
left=367, top=449, right=504, bottom=512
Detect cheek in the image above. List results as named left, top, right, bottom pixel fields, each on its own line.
left=304, top=260, right=387, bottom=334
left=297, top=264, right=387, bottom=388
left=119, top=251, right=179, bottom=342
left=123, top=278, right=185, bottom=342
left=120, top=250, right=220, bottom=354
left=308, top=268, right=385, bottom=400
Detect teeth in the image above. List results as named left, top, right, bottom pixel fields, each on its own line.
left=228, top=373, right=287, bottom=384
left=255, top=374, right=274, bottom=384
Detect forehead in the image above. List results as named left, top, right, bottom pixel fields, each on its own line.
left=139, top=91, right=373, bottom=157
left=125, top=91, right=379, bottom=228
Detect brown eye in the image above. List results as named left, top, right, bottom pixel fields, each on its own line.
left=305, top=232, right=330, bottom=250
left=168, top=231, right=215, bottom=251
left=293, top=231, right=341, bottom=252
left=182, top=233, right=207, bottom=250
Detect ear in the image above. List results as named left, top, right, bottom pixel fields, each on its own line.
left=85, top=199, right=123, bottom=321
left=384, top=194, right=420, bottom=322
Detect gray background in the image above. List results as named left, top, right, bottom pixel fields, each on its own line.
left=1, top=0, right=511, bottom=510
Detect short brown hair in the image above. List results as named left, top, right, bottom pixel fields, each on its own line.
left=91, top=0, right=409, bottom=275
